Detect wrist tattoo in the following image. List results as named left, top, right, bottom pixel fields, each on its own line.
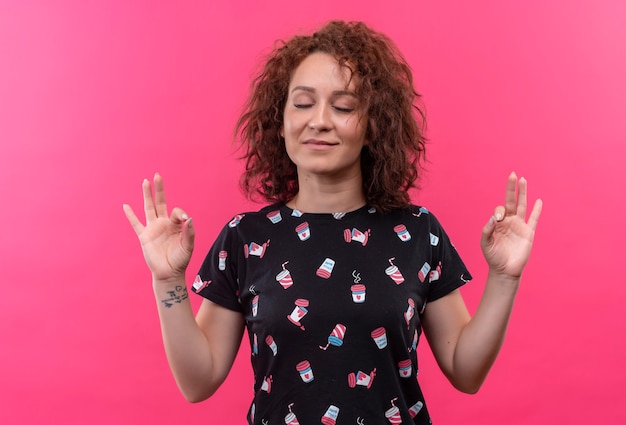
left=161, top=286, right=189, bottom=308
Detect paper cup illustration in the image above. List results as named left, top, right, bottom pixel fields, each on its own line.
left=321, top=405, right=340, bottom=425
left=348, top=368, right=376, bottom=389
left=291, top=208, right=303, bottom=217
left=261, top=375, right=273, bottom=393
left=252, top=333, right=258, bottom=356
left=266, top=335, right=278, bottom=356
left=218, top=250, right=228, bottom=271
left=371, top=327, right=388, bottom=349
left=320, top=324, right=346, bottom=350
left=404, top=298, right=416, bottom=327
left=409, top=401, right=424, bottom=418
left=385, top=398, right=402, bottom=424
left=285, top=403, right=300, bottom=425
left=252, top=295, right=260, bottom=317
left=287, top=299, right=309, bottom=330
left=418, top=262, right=431, bottom=283
left=351, top=284, right=366, bottom=303
left=398, top=359, right=412, bottom=378
left=333, top=212, right=346, bottom=220
left=429, top=232, right=439, bottom=246
left=385, top=258, right=404, bottom=285
left=316, top=258, right=335, bottom=279
left=228, top=214, right=244, bottom=228
left=276, top=262, right=293, bottom=289
left=192, top=275, right=210, bottom=292
left=344, top=228, right=370, bottom=246
left=244, top=240, right=270, bottom=258
left=393, top=224, right=411, bottom=242
left=429, top=261, right=442, bottom=283
left=295, top=222, right=311, bottom=241
left=266, top=210, right=282, bottom=224
left=296, top=360, right=314, bottom=383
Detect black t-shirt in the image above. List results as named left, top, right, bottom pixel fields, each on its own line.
left=193, top=204, right=471, bottom=424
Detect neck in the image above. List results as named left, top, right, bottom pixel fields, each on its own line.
left=288, top=172, right=366, bottom=213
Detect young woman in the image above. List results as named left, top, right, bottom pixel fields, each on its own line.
left=124, top=20, right=542, bottom=424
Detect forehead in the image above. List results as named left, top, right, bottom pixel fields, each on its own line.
left=289, top=52, right=357, bottom=91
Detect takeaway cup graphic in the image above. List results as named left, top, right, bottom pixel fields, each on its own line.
left=266, top=210, right=282, bottom=224
left=285, top=403, right=300, bottom=425
left=404, top=298, right=416, bottom=327
left=252, top=333, right=258, bottom=355
left=409, top=401, right=424, bottom=418
left=244, top=239, right=270, bottom=258
left=398, top=359, right=412, bottom=378
left=371, top=327, right=388, bottom=349
left=429, top=232, right=439, bottom=246
left=192, top=275, right=211, bottom=292
left=228, top=214, right=244, bottom=228
left=316, top=258, right=335, bottom=279
left=287, top=299, right=309, bottom=330
left=418, top=262, right=431, bottom=283
left=394, top=224, right=411, bottom=242
left=343, top=227, right=370, bottom=246
left=276, top=262, right=293, bottom=289
left=410, top=329, right=418, bottom=352
left=296, top=360, right=314, bottom=383
left=261, top=375, right=273, bottom=393
left=348, top=368, right=376, bottom=389
left=295, top=222, right=311, bottom=241
left=291, top=208, right=303, bottom=217
left=321, top=405, right=340, bottom=425
left=252, top=295, right=259, bottom=317
left=351, top=284, right=366, bottom=303
left=319, top=324, right=346, bottom=350
left=218, top=250, right=228, bottom=271
left=385, top=398, right=402, bottom=424
left=266, top=335, right=278, bottom=356
left=385, top=258, right=405, bottom=285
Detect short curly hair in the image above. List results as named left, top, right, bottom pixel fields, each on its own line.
left=235, top=20, right=426, bottom=213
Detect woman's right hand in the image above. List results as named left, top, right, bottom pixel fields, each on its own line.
left=123, top=173, right=195, bottom=283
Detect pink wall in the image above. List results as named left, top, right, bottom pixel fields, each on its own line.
left=1, top=1, right=624, bottom=423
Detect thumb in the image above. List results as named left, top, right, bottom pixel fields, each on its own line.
left=182, top=217, right=196, bottom=253
left=480, top=215, right=496, bottom=250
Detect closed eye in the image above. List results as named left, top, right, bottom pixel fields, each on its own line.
left=294, top=104, right=313, bottom=109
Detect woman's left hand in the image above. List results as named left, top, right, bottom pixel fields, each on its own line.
left=481, top=172, right=543, bottom=280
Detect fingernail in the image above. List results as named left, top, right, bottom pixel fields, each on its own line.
left=182, top=213, right=189, bottom=220
left=495, top=213, right=503, bottom=221
left=188, top=218, right=193, bottom=228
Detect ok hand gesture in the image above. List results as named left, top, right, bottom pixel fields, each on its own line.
left=123, top=174, right=195, bottom=283
left=481, top=172, right=543, bottom=280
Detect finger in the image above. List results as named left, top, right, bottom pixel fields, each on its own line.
left=517, top=177, right=528, bottom=219
left=153, top=172, right=168, bottom=217
left=182, top=217, right=196, bottom=254
left=493, top=205, right=506, bottom=222
left=504, top=172, right=518, bottom=216
left=142, top=178, right=157, bottom=222
left=123, top=203, right=145, bottom=236
left=527, top=199, right=543, bottom=231
left=480, top=215, right=496, bottom=248
left=170, top=207, right=190, bottom=225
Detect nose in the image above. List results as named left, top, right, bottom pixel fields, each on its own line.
left=308, top=103, right=332, bottom=131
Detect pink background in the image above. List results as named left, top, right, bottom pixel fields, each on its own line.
left=1, top=1, right=625, bottom=423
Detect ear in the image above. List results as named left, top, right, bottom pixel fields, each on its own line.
left=280, top=127, right=284, bottom=138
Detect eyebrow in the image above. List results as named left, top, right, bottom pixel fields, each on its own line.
left=290, top=86, right=358, bottom=97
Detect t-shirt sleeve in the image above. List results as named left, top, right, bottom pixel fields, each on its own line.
left=425, top=212, right=472, bottom=302
left=191, top=222, right=243, bottom=313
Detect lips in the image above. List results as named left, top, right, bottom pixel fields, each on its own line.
left=303, top=139, right=338, bottom=146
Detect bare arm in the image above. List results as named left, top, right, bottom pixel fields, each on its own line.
left=124, top=174, right=244, bottom=402
left=423, top=173, right=542, bottom=394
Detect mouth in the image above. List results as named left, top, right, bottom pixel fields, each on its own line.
left=302, top=139, right=339, bottom=146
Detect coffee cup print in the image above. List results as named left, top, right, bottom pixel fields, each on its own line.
left=319, top=324, right=346, bottom=350
left=394, top=224, right=411, bottom=242
left=252, top=295, right=260, bottom=317
left=344, top=227, right=370, bottom=246
left=252, top=333, right=258, bottom=356
left=429, top=261, right=442, bottom=283
left=409, top=401, right=424, bottom=418
left=228, top=214, right=244, bottom=228
left=291, top=208, right=303, bottom=217
left=285, top=403, right=300, bottom=425
left=418, top=262, right=431, bottom=283
left=316, top=258, right=335, bottom=279
left=276, top=262, right=293, bottom=289
left=398, top=359, right=412, bottom=378
left=296, top=360, right=314, bottom=383
left=244, top=239, right=270, bottom=258
left=218, top=250, right=228, bottom=271
left=347, top=368, right=376, bottom=389
left=385, top=398, right=402, bottom=424
left=429, top=232, right=439, bottom=246
left=192, top=275, right=210, bottom=292
left=266, top=210, right=282, bottom=224
left=287, top=299, right=309, bottom=330
left=404, top=298, right=416, bottom=327
left=261, top=375, right=273, bottom=393
left=321, top=405, right=340, bottom=425
left=351, top=284, right=366, bottom=303
left=295, top=222, right=311, bottom=241
left=265, top=335, right=278, bottom=356
left=385, top=258, right=405, bottom=285
left=371, top=327, right=388, bottom=349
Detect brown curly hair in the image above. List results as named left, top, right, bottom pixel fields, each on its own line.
left=235, top=20, right=426, bottom=213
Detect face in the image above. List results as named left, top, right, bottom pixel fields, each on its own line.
left=282, top=52, right=368, bottom=180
